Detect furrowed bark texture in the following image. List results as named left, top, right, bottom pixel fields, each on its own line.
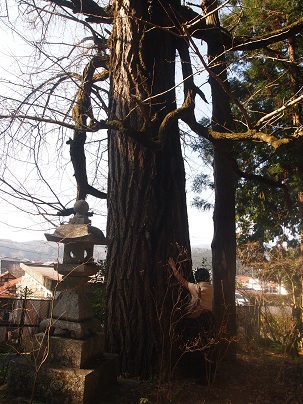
left=203, top=0, right=237, bottom=355
left=288, top=36, right=303, bottom=257
left=105, top=0, right=190, bottom=378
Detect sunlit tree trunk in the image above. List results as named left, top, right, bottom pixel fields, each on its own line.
left=105, top=0, right=190, bottom=378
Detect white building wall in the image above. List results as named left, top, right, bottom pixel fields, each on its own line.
left=18, top=273, right=53, bottom=299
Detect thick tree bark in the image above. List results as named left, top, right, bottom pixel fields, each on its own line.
left=288, top=36, right=303, bottom=255
left=105, top=0, right=190, bottom=378
left=287, top=35, right=303, bottom=330
left=202, top=0, right=237, bottom=357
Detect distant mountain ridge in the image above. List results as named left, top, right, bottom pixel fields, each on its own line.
left=0, top=239, right=210, bottom=266
left=191, top=247, right=212, bottom=268
left=0, top=238, right=107, bottom=262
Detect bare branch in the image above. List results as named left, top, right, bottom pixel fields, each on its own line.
left=256, top=92, right=303, bottom=130
left=49, top=0, right=113, bottom=23
left=0, top=114, right=76, bottom=130
left=182, top=24, right=252, bottom=130
left=0, top=177, right=65, bottom=211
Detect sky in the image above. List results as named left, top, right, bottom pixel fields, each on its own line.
left=0, top=144, right=214, bottom=247
left=187, top=196, right=214, bottom=247
left=0, top=188, right=214, bottom=248
left=0, top=2, right=214, bottom=249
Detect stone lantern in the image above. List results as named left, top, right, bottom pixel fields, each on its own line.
left=42, top=199, right=108, bottom=339
left=7, top=200, right=118, bottom=404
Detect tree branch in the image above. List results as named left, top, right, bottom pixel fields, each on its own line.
left=156, top=89, right=195, bottom=149
left=229, top=17, right=303, bottom=52
left=182, top=23, right=252, bottom=130
left=209, top=128, right=303, bottom=149
left=0, top=114, right=77, bottom=130
left=180, top=4, right=303, bottom=53
left=229, top=156, right=292, bottom=210
left=0, top=177, right=66, bottom=212
left=49, top=0, right=113, bottom=23
left=256, top=92, right=303, bottom=129
left=69, top=53, right=109, bottom=200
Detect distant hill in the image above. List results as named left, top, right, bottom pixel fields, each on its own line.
left=0, top=239, right=210, bottom=267
left=191, top=247, right=212, bottom=269
left=0, top=239, right=107, bottom=263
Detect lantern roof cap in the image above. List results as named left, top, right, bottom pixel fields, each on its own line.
left=45, top=223, right=108, bottom=245
left=45, top=200, right=108, bottom=245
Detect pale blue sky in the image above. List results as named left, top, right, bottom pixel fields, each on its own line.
left=0, top=1, right=214, bottom=247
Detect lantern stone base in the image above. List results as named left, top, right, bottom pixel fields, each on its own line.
left=40, top=317, right=102, bottom=339
left=7, top=334, right=119, bottom=404
left=32, top=333, right=105, bottom=368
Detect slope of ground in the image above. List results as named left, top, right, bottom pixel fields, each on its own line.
left=102, top=347, right=303, bottom=403
left=0, top=346, right=302, bottom=403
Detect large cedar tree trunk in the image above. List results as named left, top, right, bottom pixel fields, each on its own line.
left=105, top=0, right=190, bottom=378
left=203, top=0, right=237, bottom=355
left=288, top=35, right=303, bottom=328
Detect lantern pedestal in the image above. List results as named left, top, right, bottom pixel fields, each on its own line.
left=8, top=350, right=119, bottom=404
left=8, top=324, right=119, bottom=403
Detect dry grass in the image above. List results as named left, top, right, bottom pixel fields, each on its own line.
left=1, top=344, right=303, bottom=403
left=102, top=346, right=303, bottom=403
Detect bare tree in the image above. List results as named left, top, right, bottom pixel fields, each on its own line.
left=1, top=0, right=303, bottom=378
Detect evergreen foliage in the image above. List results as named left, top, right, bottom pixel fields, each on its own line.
left=193, top=0, right=303, bottom=246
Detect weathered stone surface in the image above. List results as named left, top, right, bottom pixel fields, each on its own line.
left=52, top=285, right=95, bottom=322
left=56, top=262, right=98, bottom=277
left=32, top=333, right=105, bottom=368
left=40, top=317, right=102, bottom=339
left=45, top=223, right=108, bottom=245
left=7, top=353, right=119, bottom=404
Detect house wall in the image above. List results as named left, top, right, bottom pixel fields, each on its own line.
left=19, top=272, right=53, bottom=299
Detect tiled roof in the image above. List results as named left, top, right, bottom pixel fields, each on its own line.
left=0, top=278, right=20, bottom=298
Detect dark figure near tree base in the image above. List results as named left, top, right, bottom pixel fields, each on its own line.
left=168, top=258, right=215, bottom=384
